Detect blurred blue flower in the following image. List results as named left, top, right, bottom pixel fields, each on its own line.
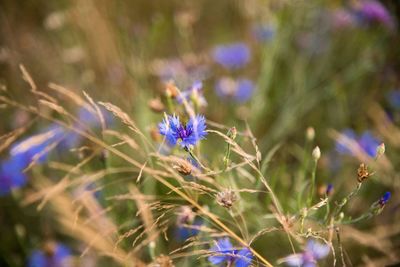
left=176, top=218, right=203, bottom=241
left=252, top=24, right=275, bottom=42
left=77, top=106, right=114, bottom=129
left=355, top=0, right=394, bottom=28
left=208, top=238, right=253, bottom=267
left=212, top=43, right=250, bottom=70
left=177, top=81, right=207, bottom=108
left=386, top=90, right=400, bottom=109
left=159, top=114, right=207, bottom=148
left=335, top=129, right=380, bottom=157
left=379, top=191, right=391, bottom=206
left=283, top=240, right=329, bottom=267
left=215, top=77, right=255, bottom=103
left=11, top=125, right=66, bottom=166
left=358, top=131, right=380, bottom=157
left=28, top=242, right=72, bottom=267
left=326, top=183, right=334, bottom=195
left=0, top=156, right=28, bottom=196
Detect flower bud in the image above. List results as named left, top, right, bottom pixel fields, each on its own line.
left=165, top=81, right=179, bottom=98
left=306, top=127, right=315, bottom=141
left=216, top=189, right=237, bottom=209
left=148, top=98, right=165, bottom=113
left=227, top=127, right=237, bottom=140
left=357, top=163, right=370, bottom=183
left=376, top=143, right=385, bottom=158
left=312, top=146, right=321, bottom=161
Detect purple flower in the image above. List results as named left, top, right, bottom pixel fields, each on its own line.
left=326, top=183, right=334, bottom=195
left=28, top=242, right=72, bottom=267
left=212, top=43, right=250, bottom=70
left=0, top=156, right=28, bottom=196
left=208, top=238, right=253, bottom=267
left=158, top=114, right=207, bottom=148
left=356, top=0, right=394, bottom=28
left=283, top=240, right=330, bottom=267
left=215, top=77, right=255, bottom=103
left=358, top=131, right=381, bottom=157
left=379, top=191, right=391, bottom=207
left=335, top=129, right=380, bottom=157
left=252, top=24, right=275, bottom=42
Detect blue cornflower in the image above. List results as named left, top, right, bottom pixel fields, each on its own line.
left=176, top=218, right=203, bottom=241
left=326, top=183, right=334, bottom=196
left=379, top=191, right=391, bottom=207
left=212, top=43, right=250, bottom=70
left=158, top=114, right=207, bottom=148
left=28, top=242, right=72, bottom=267
left=0, top=156, right=28, bottom=196
left=358, top=131, right=381, bottom=157
left=283, top=240, right=330, bottom=267
left=208, top=238, right=253, bottom=267
left=215, top=77, right=255, bottom=103
left=10, top=125, right=66, bottom=166
left=355, top=0, right=394, bottom=29
left=335, top=129, right=380, bottom=157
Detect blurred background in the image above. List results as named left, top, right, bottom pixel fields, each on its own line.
left=1, top=0, right=400, bottom=266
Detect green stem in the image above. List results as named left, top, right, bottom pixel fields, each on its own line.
left=307, top=160, right=318, bottom=206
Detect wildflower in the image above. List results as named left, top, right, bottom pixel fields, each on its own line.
left=0, top=156, right=28, bottom=196
left=158, top=114, right=207, bottom=148
left=175, top=206, right=202, bottom=241
left=326, top=183, right=334, bottom=196
left=208, top=238, right=253, bottom=267
left=216, top=189, right=237, bottom=209
left=176, top=81, right=207, bottom=108
left=28, top=241, right=72, bottom=267
left=358, top=131, right=381, bottom=157
left=282, top=240, right=329, bottom=267
left=10, top=125, right=66, bottom=166
left=335, top=129, right=380, bottom=157
left=212, top=43, right=250, bottom=70
left=306, top=127, right=315, bottom=141
left=312, top=146, right=321, bottom=161
left=215, top=77, right=255, bottom=103
left=376, top=143, right=385, bottom=158
left=355, top=0, right=394, bottom=29
left=379, top=191, right=391, bottom=207
left=252, top=24, right=275, bottom=42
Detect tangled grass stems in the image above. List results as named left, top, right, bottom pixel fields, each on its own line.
left=1, top=84, right=275, bottom=266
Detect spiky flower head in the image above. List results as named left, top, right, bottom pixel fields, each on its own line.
left=158, top=114, right=207, bottom=148
left=216, top=189, right=237, bottom=209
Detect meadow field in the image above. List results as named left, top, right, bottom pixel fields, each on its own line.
left=0, top=1, right=399, bottom=266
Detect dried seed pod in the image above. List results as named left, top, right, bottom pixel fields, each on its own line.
left=173, top=159, right=192, bottom=176
left=148, top=98, right=165, bottom=113
left=216, top=189, right=237, bottom=209
left=357, top=163, right=370, bottom=183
